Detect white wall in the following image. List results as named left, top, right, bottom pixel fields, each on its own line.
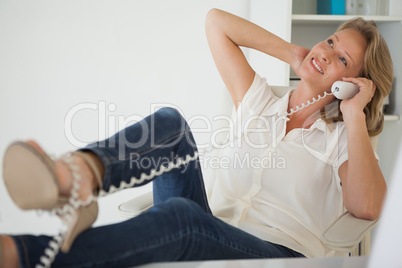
left=248, top=0, right=292, bottom=85
left=0, top=0, right=291, bottom=234
left=369, top=139, right=402, bottom=267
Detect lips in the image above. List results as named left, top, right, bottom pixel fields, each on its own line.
left=312, top=58, right=324, bottom=75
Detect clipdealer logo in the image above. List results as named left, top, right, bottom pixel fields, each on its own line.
left=63, top=100, right=341, bottom=166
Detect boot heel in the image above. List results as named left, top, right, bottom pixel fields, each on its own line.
left=58, top=151, right=104, bottom=252
left=60, top=201, right=98, bottom=253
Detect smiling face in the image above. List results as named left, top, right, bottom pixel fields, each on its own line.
left=298, top=28, right=367, bottom=92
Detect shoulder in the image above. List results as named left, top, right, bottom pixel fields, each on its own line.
left=236, top=73, right=276, bottom=114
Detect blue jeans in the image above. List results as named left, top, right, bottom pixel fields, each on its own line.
left=11, top=107, right=304, bottom=267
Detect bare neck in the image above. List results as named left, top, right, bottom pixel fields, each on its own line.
left=286, top=80, right=335, bottom=132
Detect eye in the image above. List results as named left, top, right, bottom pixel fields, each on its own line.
left=340, top=57, right=347, bottom=67
left=327, top=38, right=347, bottom=67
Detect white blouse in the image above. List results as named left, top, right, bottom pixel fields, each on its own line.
left=204, top=73, right=353, bottom=258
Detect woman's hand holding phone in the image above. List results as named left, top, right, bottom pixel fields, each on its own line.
left=339, top=77, right=377, bottom=117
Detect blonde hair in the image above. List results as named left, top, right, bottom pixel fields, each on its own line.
left=324, top=17, right=394, bottom=136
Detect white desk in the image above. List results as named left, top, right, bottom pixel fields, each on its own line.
left=138, top=256, right=368, bottom=268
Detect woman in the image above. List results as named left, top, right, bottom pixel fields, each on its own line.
left=0, top=8, right=393, bottom=267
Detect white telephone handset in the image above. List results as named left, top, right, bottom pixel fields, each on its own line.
left=331, top=81, right=359, bottom=100
left=286, top=81, right=359, bottom=115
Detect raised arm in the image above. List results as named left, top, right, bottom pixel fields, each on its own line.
left=338, top=77, right=387, bottom=221
left=205, top=8, right=308, bottom=109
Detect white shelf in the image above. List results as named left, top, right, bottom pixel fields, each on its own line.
left=292, top=14, right=402, bottom=26
left=384, top=114, right=400, bottom=121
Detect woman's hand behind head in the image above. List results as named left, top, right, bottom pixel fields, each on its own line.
left=290, top=46, right=310, bottom=79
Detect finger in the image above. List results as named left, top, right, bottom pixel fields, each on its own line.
left=342, top=77, right=354, bottom=82
left=371, top=83, right=377, bottom=98
left=342, top=77, right=363, bottom=84
left=363, top=79, right=376, bottom=96
left=342, top=77, right=372, bottom=91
